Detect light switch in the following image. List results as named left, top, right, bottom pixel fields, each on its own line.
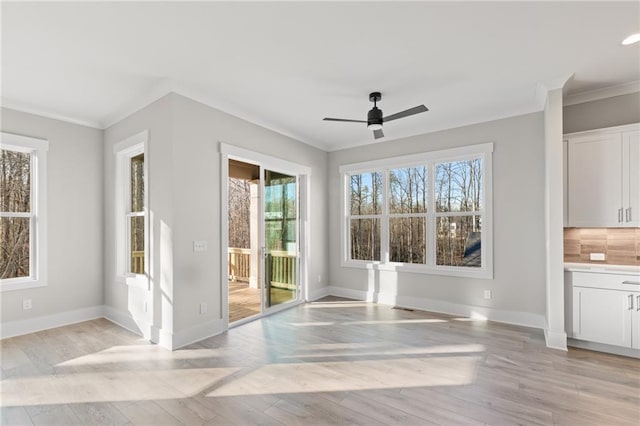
left=193, top=241, right=208, bottom=252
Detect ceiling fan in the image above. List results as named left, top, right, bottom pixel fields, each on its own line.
left=323, top=92, right=428, bottom=139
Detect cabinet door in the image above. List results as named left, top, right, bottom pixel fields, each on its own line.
left=573, top=286, right=631, bottom=347
left=632, top=292, right=640, bottom=350
left=568, top=134, right=623, bottom=227
left=622, top=130, right=639, bottom=227
left=563, top=140, right=568, bottom=227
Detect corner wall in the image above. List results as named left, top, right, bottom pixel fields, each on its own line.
left=103, top=93, right=329, bottom=349
left=1, top=108, right=104, bottom=335
left=327, top=112, right=547, bottom=328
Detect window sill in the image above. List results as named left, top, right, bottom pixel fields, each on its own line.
left=341, top=261, right=493, bottom=279
left=117, top=273, right=150, bottom=290
left=0, top=278, right=47, bottom=292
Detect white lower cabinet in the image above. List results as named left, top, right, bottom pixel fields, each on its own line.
left=572, top=286, right=636, bottom=347
left=567, top=270, right=640, bottom=351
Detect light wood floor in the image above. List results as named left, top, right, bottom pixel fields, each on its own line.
left=1, top=297, right=639, bottom=425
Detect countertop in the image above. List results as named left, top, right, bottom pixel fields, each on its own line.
left=564, top=262, right=640, bottom=275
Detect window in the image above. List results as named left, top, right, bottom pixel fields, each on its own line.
left=349, top=172, right=382, bottom=261
left=341, top=143, right=493, bottom=278
left=0, top=132, right=48, bottom=291
left=114, top=131, right=148, bottom=287
left=127, top=152, right=145, bottom=275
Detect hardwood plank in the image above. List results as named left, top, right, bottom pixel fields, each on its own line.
left=1, top=297, right=638, bottom=425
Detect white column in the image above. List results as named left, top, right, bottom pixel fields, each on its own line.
left=544, top=87, right=568, bottom=350
left=249, top=181, right=260, bottom=289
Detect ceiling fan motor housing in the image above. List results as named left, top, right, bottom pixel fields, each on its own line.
left=367, top=107, right=383, bottom=126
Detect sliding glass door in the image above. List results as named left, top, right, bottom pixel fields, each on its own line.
left=263, top=169, right=298, bottom=309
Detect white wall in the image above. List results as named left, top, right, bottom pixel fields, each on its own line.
left=170, top=94, right=328, bottom=335
left=327, top=112, right=547, bottom=327
left=564, top=92, right=640, bottom=134
left=1, top=108, right=104, bottom=324
left=103, top=93, right=328, bottom=348
left=103, top=96, right=173, bottom=340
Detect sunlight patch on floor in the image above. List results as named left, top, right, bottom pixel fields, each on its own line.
left=0, top=367, right=240, bottom=407
left=291, top=318, right=448, bottom=327
left=305, top=302, right=371, bottom=309
left=56, top=345, right=231, bottom=367
left=347, top=318, right=448, bottom=325
left=279, top=344, right=486, bottom=359
left=206, top=356, right=479, bottom=397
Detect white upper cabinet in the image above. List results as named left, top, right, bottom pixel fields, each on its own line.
left=566, top=124, right=640, bottom=227
left=623, top=130, right=639, bottom=227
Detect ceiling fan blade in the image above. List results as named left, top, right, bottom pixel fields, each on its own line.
left=373, top=129, right=384, bottom=139
left=383, top=105, right=429, bottom=122
left=323, top=117, right=367, bottom=123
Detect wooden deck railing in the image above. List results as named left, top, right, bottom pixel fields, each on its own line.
left=132, top=251, right=144, bottom=274
left=228, top=247, right=251, bottom=282
left=268, top=250, right=296, bottom=290
left=227, top=247, right=296, bottom=289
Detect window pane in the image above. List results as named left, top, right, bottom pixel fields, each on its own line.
left=350, top=218, right=380, bottom=261
left=0, top=217, right=30, bottom=279
left=389, top=166, right=427, bottom=214
left=129, top=216, right=145, bottom=274
left=350, top=172, right=382, bottom=215
left=130, top=153, right=144, bottom=213
left=0, top=149, right=31, bottom=212
left=436, top=215, right=482, bottom=267
left=389, top=217, right=426, bottom=264
left=435, top=159, right=482, bottom=212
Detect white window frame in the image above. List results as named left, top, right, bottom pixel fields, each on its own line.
left=114, top=131, right=149, bottom=289
left=340, top=142, right=494, bottom=279
left=0, top=132, right=48, bottom=292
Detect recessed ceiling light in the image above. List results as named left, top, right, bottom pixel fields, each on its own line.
left=622, top=33, right=640, bottom=45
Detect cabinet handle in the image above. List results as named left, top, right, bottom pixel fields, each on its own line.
left=623, top=281, right=640, bottom=285
left=637, top=295, right=640, bottom=312
left=629, top=294, right=634, bottom=310
left=628, top=207, right=632, bottom=222
left=618, top=208, right=623, bottom=223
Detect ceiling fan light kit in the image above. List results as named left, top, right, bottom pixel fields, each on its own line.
left=324, top=92, right=428, bottom=140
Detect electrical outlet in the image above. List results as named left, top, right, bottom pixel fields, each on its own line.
left=590, top=253, right=605, bottom=261
left=483, top=290, right=492, bottom=300
left=317, top=274, right=321, bottom=283
left=193, top=241, right=208, bottom=252
left=199, top=303, right=207, bottom=315
left=22, top=299, right=32, bottom=310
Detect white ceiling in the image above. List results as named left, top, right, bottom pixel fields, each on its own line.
left=2, top=1, right=639, bottom=151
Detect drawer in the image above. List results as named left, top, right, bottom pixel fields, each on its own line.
left=569, top=271, right=640, bottom=291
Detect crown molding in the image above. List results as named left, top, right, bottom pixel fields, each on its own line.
left=564, top=80, right=640, bottom=106
left=1, top=98, right=102, bottom=129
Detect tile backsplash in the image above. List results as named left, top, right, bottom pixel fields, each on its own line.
left=564, top=228, right=640, bottom=265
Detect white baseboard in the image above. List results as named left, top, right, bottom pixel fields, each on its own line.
left=568, top=338, right=639, bottom=358
left=0, top=305, right=105, bottom=339
left=326, top=286, right=375, bottom=302
left=150, top=325, right=174, bottom=350
left=544, top=329, right=568, bottom=351
left=1, top=303, right=225, bottom=351
left=308, top=285, right=331, bottom=301
left=326, top=286, right=546, bottom=330
left=171, top=318, right=225, bottom=350
left=102, top=305, right=152, bottom=341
